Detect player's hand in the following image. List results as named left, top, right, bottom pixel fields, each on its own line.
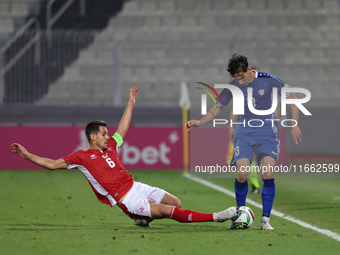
left=128, top=86, right=140, bottom=105
left=10, top=143, right=30, bottom=159
left=291, top=126, right=302, bottom=145
left=185, top=120, right=201, bottom=132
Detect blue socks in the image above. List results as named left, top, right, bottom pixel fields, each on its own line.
left=234, top=178, right=276, bottom=218
left=234, top=179, right=248, bottom=207
left=262, top=179, right=276, bottom=217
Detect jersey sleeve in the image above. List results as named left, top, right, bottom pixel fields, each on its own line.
left=216, top=86, right=233, bottom=108
left=63, top=150, right=83, bottom=169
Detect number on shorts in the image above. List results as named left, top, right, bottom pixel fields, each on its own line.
left=234, top=146, right=240, bottom=156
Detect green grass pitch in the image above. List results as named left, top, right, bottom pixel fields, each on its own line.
left=0, top=170, right=339, bottom=255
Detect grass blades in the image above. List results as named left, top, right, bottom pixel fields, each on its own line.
left=0, top=170, right=339, bottom=255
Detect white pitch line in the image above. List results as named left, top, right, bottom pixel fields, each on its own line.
left=184, top=174, right=340, bottom=242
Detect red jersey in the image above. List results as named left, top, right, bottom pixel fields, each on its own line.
left=63, top=135, right=134, bottom=207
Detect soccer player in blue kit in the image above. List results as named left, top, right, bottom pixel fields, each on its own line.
left=186, top=54, right=303, bottom=230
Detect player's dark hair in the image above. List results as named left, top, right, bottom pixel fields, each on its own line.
left=85, top=120, right=107, bottom=143
left=227, top=54, right=249, bottom=77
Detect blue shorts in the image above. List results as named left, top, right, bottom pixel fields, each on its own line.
left=230, top=132, right=280, bottom=166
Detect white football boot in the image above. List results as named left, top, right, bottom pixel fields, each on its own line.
left=261, top=216, right=274, bottom=230
left=214, top=206, right=238, bottom=222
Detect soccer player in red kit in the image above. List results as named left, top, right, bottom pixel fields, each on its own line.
left=11, top=86, right=237, bottom=227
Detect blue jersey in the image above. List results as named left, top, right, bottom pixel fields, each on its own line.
left=217, top=71, right=290, bottom=134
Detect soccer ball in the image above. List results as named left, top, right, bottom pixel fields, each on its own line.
left=231, top=206, right=255, bottom=229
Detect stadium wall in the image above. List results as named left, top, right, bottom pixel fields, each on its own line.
left=1, top=106, right=339, bottom=157
left=2, top=125, right=288, bottom=170
left=3, top=126, right=183, bottom=170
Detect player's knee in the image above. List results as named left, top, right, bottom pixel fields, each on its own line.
left=161, top=193, right=182, bottom=208
left=171, top=196, right=182, bottom=208
left=237, top=169, right=249, bottom=179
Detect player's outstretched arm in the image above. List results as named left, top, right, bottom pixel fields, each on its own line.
left=185, top=105, right=222, bottom=132
left=10, top=143, right=68, bottom=170
left=287, top=93, right=303, bottom=144
left=116, top=86, right=140, bottom=139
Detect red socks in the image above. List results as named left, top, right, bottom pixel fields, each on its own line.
left=169, top=206, right=214, bottom=223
